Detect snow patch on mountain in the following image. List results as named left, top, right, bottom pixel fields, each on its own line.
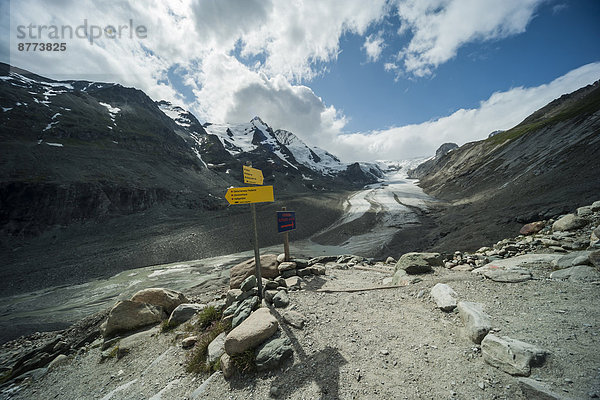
left=157, top=102, right=193, bottom=127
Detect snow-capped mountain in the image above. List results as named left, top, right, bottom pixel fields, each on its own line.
left=203, top=117, right=347, bottom=175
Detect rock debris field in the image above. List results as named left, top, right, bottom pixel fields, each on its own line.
left=1, top=201, right=600, bottom=399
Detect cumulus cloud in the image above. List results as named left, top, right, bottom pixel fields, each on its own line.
left=363, top=32, right=385, bottom=62
left=331, top=62, right=600, bottom=161
left=392, top=0, right=545, bottom=77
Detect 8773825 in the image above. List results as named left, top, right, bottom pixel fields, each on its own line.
left=17, top=43, right=67, bottom=51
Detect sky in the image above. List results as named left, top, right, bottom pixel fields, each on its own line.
left=2, top=0, right=599, bottom=161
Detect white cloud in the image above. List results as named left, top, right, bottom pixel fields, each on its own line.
left=363, top=32, right=385, bottom=62
left=392, top=0, right=545, bottom=77
left=330, top=62, right=600, bottom=161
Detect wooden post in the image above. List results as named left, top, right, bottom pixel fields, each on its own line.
left=247, top=161, right=263, bottom=300
left=282, top=206, right=290, bottom=262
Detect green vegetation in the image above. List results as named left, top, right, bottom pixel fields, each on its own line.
left=160, top=319, right=179, bottom=332
left=186, top=319, right=231, bottom=374
left=487, top=85, right=600, bottom=145
left=197, top=306, right=221, bottom=330
left=231, top=350, right=256, bottom=374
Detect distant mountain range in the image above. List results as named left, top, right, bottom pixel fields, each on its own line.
left=0, top=63, right=382, bottom=237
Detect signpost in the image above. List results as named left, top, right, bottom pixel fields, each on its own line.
left=277, top=208, right=296, bottom=261
left=225, top=186, right=274, bottom=205
left=225, top=162, right=273, bottom=300
left=243, top=165, right=264, bottom=185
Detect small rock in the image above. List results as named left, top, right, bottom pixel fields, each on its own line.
left=264, top=290, right=279, bottom=304
left=285, top=276, right=302, bottom=290
left=168, top=303, right=205, bottom=325
left=277, top=262, right=297, bottom=273
left=282, top=310, right=306, bottom=329
left=270, top=386, right=280, bottom=398
left=225, top=289, right=243, bottom=307
left=48, top=354, right=68, bottom=371
left=182, top=336, right=197, bottom=349
left=380, top=349, right=389, bottom=355
left=385, top=257, right=396, bottom=264
left=221, top=353, right=234, bottom=378
left=577, top=206, right=593, bottom=217
left=395, top=252, right=442, bottom=274
left=272, top=290, right=290, bottom=308
left=457, top=302, right=491, bottom=344
left=430, top=283, right=458, bottom=312
left=519, top=221, right=545, bottom=235
left=552, top=214, right=587, bottom=232
left=255, top=336, right=293, bottom=371
left=232, top=296, right=259, bottom=328
left=281, top=269, right=298, bottom=278
left=591, top=201, right=600, bottom=212
left=207, top=332, right=226, bottom=364
left=240, top=275, right=257, bottom=292
left=382, top=277, right=393, bottom=286
left=277, top=253, right=286, bottom=263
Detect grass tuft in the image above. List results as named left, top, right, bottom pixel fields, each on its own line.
left=186, top=320, right=230, bottom=374
left=231, top=350, right=256, bottom=374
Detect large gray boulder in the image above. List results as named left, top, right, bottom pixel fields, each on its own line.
left=430, top=283, right=458, bottom=312
left=229, top=254, right=279, bottom=289
left=457, top=301, right=491, bottom=344
left=224, top=308, right=278, bottom=355
left=102, top=300, right=163, bottom=338
left=130, top=288, right=188, bottom=315
left=550, top=266, right=600, bottom=282
left=395, top=252, right=442, bottom=274
left=481, top=334, right=548, bottom=376
left=518, top=377, right=573, bottom=400
left=552, top=214, right=587, bottom=232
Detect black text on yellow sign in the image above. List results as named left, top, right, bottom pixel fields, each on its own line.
left=243, top=165, right=264, bottom=185
left=225, top=185, right=274, bottom=205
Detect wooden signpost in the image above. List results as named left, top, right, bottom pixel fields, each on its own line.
left=225, top=162, right=273, bottom=299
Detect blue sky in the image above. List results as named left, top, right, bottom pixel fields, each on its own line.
left=3, top=0, right=600, bottom=161
left=309, top=1, right=600, bottom=132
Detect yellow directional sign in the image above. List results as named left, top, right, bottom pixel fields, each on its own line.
left=243, top=165, right=264, bottom=185
left=225, top=185, right=274, bottom=205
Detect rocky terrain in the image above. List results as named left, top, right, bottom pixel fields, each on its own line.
left=403, top=80, right=600, bottom=254
left=1, top=200, right=599, bottom=399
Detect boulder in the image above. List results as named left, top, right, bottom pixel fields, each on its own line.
left=48, top=354, right=68, bottom=371
left=430, top=283, right=458, bottom=312
left=553, top=251, right=591, bottom=269
left=225, top=289, right=243, bottom=307
left=272, top=290, right=290, bottom=308
left=482, top=267, right=532, bottom=283
left=224, top=308, right=279, bottom=355
left=552, top=214, right=587, bottom=232
left=102, top=300, right=163, bottom=337
left=292, top=259, right=310, bottom=269
left=481, top=334, right=548, bottom=376
left=130, top=288, right=188, bottom=315
left=264, top=290, right=279, bottom=304
left=282, top=310, right=306, bottom=329
left=168, top=303, right=204, bottom=325
left=395, top=252, right=442, bottom=274
left=207, top=332, right=226, bottom=364
left=240, top=275, right=257, bottom=292
left=457, top=301, right=491, bottom=344
left=308, top=264, right=326, bottom=275
left=518, top=377, right=571, bottom=400
left=255, top=336, right=293, bottom=371
left=281, top=269, right=298, bottom=278
left=550, top=266, right=600, bottom=282
left=277, top=262, right=296, bottom=273
left=519, top=221, right=545, bottom=235
left=230, top=254, right=279, bottom=289
left=591, top=201, right=600, bottom=212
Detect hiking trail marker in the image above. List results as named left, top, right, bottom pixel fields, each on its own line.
left=225, top=163, right=273, bottom=299
left=243, top=165, right=264, bottom=185
left=277, top=208, right=296, bottom=261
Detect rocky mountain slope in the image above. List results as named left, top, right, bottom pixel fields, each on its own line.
left=0, top=63, right=381, bottom=295
left=407, top=80, right=600, bottom=252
